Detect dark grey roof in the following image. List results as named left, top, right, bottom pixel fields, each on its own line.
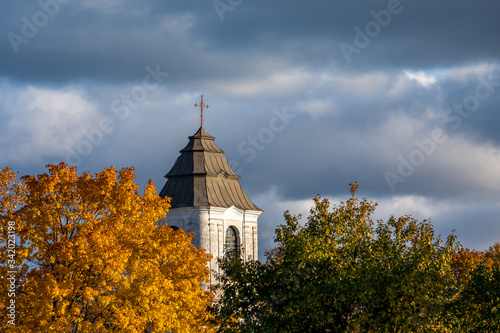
left=160, top=127, right=262, bottom=211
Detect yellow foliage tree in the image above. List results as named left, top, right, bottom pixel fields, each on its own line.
left=1, top=163, right=213, bottom=332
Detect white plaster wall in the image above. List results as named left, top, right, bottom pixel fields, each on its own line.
left=159, top=206, right=262, bottom=285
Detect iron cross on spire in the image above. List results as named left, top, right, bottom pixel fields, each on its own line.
left=194, top=95, right=209, bottom=127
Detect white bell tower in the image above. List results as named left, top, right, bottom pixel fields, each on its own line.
left=159, top=119, right=262, bottom=286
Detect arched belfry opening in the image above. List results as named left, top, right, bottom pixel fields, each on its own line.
left=225, top=226, right=239, bottom=256
left=158, top=96, right=262, bottom=287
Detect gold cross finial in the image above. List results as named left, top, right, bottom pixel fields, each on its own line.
left=194, top=95, right=209, bottom=127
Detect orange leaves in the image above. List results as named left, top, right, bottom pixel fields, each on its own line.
left=0, top=163, right=214, bottom=332
left=452, top=244, right=500, bottom=286
left=452, top=250, right=481, bottom=288
left=0, top=168, right=25, bottom=222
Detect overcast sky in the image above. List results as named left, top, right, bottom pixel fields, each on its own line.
left=2, top=0, right=500, bottom=260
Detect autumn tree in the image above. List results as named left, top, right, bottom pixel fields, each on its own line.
left=211, top=183, right=458, bottom=332
left=0, top=163, right=214, bottom=332
left=446, top=243, right=500, bottom=332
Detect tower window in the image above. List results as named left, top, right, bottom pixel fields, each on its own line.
left=225, top=226, right=239, bottom=256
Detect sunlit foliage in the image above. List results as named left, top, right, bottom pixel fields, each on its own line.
left=211, top=183, right=461, bottom=332
left=447, top=243, right=500, bottom=332
left=0, top=163, right=214, bottom=332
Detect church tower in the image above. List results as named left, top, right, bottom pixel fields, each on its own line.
left=159, top=97, right=262, bottom=285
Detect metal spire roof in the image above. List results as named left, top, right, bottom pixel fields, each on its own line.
left=160, top=126, right=262, bottom=211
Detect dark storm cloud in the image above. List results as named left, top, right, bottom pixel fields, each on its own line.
left=1, top=0, right=500, bottom=259
left=2, top=1, right=500, bottom=85
left=225, top=68, right=500, bottom=202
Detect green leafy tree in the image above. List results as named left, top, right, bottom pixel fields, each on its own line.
left=211, top=183, right=458, bottom=332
